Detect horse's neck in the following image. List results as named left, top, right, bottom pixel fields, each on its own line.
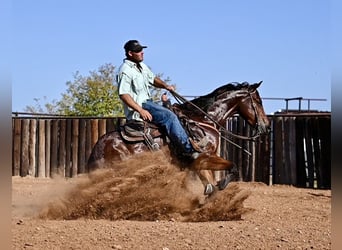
left=206, top=89, right=250, bottom=125
left=176, top=90, right=245, bottom=126
left=207, top=100, right=238, bottom=126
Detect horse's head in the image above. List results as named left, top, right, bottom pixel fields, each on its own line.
left=203, top=81, right=270, bottom=135
left=236, top=81, right=270, bottom=135
left=177, top=81, right=270, bottom=136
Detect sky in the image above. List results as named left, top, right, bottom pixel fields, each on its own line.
left=11, top=0, right=332, bottom=115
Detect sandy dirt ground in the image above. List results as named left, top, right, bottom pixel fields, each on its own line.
left=12, top=152, right=331, bottom=250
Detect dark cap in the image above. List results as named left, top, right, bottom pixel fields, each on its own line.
left=124, top=40, right=147, bottom=52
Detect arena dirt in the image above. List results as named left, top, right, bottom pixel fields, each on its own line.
left=12, top=151, right=331, bottom=249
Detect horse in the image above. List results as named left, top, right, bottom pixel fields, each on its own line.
left=87, top=81, right=270, bottom=195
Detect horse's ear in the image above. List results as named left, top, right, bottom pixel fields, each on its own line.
left=248, top=81, right=262, bottom=92
left=255, top=80, right=262, bottom=88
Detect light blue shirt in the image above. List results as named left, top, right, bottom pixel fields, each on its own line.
left=117, top=59, right=155, bottom=120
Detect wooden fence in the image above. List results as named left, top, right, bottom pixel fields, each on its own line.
left=12, top=113, right=331, bottom=189
left=220, top=112, right=331, bottom=189
left=12, top=117, right=122, bottom=178
left=272, top=113, right=331, bottom=189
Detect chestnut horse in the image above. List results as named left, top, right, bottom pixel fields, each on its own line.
left=87, top=81, right=270, bottom=195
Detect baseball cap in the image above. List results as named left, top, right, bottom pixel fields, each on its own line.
left=124, top=40, right=147, bottom=52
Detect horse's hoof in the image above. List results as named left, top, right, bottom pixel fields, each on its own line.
left=204, top=183, right=215, bottom=195
left=218, top=173, right=235, bottom=190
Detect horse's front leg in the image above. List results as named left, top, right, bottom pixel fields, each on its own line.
left=190, top=153, right=237, bottom=195
left=216, top=163, right=239, bottom=190
left=195, top=170, right=216, bottom=195
left=190, top=152, right=235, bottom=171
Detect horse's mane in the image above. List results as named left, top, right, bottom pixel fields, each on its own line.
left=187, top=81, right=251, bottom=111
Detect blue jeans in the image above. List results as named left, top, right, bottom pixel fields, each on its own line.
left=142, top=100, right=192, bottom=153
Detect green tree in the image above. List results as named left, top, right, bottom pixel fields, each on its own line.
left=25, top=63, right=175, bottom=116
left=25, top=63, right=123, bottom=116
left=57, top=63, right=123, bottom=116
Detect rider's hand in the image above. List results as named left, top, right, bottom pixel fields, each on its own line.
left=165, top=85, right=175, bottom=92
left=139, top=109, right=152, bottom=122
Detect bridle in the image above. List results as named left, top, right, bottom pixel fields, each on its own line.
left=170, top=88, right=264, bottom=156
left=246, top=89, right=265, bottom=137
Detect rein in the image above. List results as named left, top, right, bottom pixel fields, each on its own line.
left=170, top=90, right=261, bottom=156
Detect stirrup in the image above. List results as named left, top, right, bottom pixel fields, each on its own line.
left=189, top=138, right=203, bottom=152
left=204, top=183, right=215, bottom=195
left=143, top=128, right=160, bottom=151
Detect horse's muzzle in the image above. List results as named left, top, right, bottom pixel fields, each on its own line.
left=257, top=122, right=271, bottom=135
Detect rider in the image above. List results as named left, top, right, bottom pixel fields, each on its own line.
left=116, top=39, right=200, bottom=159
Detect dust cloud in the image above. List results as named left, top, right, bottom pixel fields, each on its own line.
left=38, top=151, right=253, bottom=222
left=12, top=175, right=78, bottom=218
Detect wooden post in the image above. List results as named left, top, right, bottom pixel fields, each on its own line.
left=65, top=119, right=72, bottom=177
left=237, top=117, right=244, bottom=181
left=50, top=120, right=58, bottom=177
left=78, top=119, right=86, bottom=174
left=283, top=117, right=291, bottom=184
left=85, top=119, right=92, bottom=172
left=295, top=117, right=306, bottom=187
left=305, top=117, right=315, bottom=188
left=106, top=118, right=116, bottom=132
left=13, top=119, right=21, bottom=176
left=273, top=117, right=284, bottom=184
left=257, top=132, right=271, bottom=184
left=45, top=120, right=51, bottom=177
left=20, top=119, right=29, bottom=177
left=72, top=119, right=79, bottom=177
left=38, top=119, right=46, bottom=177
left=29, top=119, right=37, bottom=177
left=288, top=117, right=297, bottom=185
left=91, top=119, right=98, bottom=147
left=58, top=120, right=66, bottom=177
left=98, top=119, right=106, bottom=138
left=251, top=140, right=256, bottom=182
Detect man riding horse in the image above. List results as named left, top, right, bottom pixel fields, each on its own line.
left=117, top=40, right=202, bottom=160
left=88, top=40, right=270, bottom=196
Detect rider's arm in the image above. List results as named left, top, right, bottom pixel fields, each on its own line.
left=119, top=94, right=152, bottom=121
left=153, top=77, right=174, bottom=91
